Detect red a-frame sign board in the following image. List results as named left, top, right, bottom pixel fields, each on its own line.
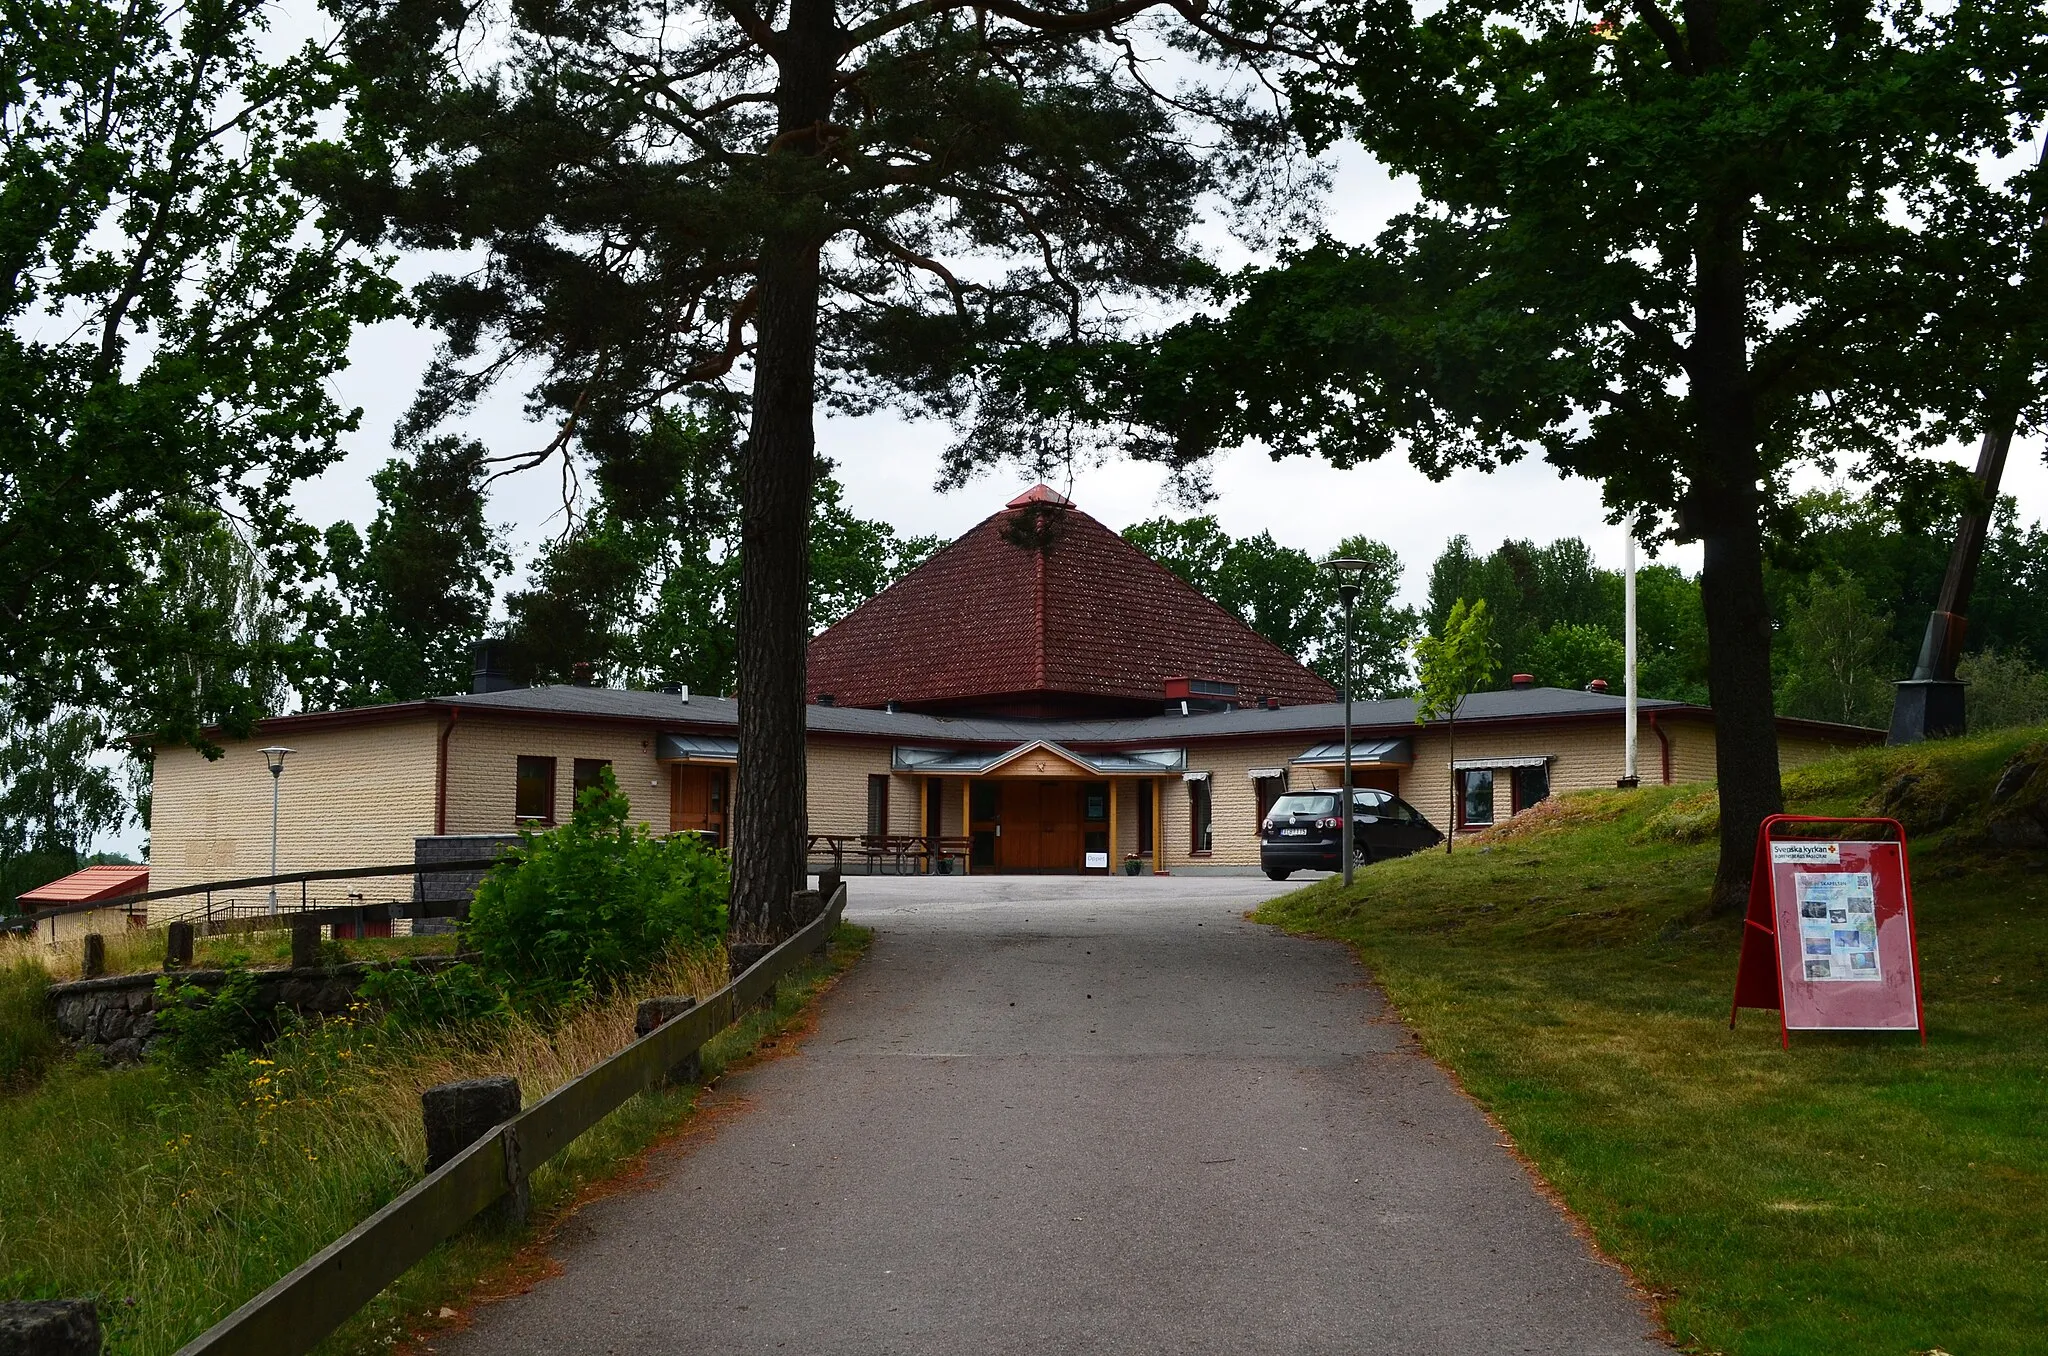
left=1730, top=815, right=1927, bottom=1048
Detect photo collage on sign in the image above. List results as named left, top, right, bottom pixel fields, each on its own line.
left=1795, top=872, right=1881, bottom=982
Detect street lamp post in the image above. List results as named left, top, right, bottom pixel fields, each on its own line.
left=261, top=746, right=294, bottom=914
left=1324, top=559, right=1372, bottom=889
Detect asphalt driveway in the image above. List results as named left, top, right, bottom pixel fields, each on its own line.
left=436, top=876, right=1668, bottom=1354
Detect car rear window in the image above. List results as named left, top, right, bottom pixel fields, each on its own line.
left=1269, top=793, right=1338, bottom=818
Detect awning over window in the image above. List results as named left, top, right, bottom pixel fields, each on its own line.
left=893, top=743, right=1186, bottom=776
left=656, top=732, right=739, bottom=762
left=1245, top=767, right=1285, bottom=780
left=1291, top=738, right=1413, bottom=768
left=1452, top=754, right=1552, bottom=770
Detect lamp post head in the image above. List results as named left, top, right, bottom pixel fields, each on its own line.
left=1324, top=557, right=1370, bottom=610
left=260, top=746, right=294, bottom=777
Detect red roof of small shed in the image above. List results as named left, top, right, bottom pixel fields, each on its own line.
left=806, top=487, right=1338, bottom=715
left=18, top=864, right=149, bottom=905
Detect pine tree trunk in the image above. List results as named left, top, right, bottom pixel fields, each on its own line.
left=729, top=0, right=836, bottom=941
left=1690, top=209, right=1784, bottom=916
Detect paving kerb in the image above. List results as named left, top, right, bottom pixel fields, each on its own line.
left=438, top=875, right=1669, bottom=1355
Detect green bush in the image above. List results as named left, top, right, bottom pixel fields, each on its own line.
left=0, top=957, right=59, bottom=1090
left=466, top=765, right=728, bottom=1008
left=152, top=966, right=274, bottom=1071
left=356, top=960, right=508, bottom=1030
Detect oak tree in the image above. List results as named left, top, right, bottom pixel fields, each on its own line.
left=1028, top=0, right=2047, bottom=908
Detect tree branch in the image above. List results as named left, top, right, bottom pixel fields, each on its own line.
left=1617, top=308, right=1693, bottom=376
left=857, top=226, right=971, bottom=316
left=1630, top=0, right=1691, bottom=75
left=709, top=0, right=782, bottom=55
left=841, top=0, right=1207, bottom=53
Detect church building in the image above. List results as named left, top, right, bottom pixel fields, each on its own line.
left=144, top=486, right=1879, bottom=902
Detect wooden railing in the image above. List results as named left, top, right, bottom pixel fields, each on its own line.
left=0, top=858, right=507, bottom=938
left=171, top=882, right=849, bottom=1356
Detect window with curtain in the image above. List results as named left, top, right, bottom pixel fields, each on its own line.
left=1459, top=769, right=1495, bottom=828
left=515, top=756, right=556, bottom=823
left=1189, top=778, right=1213, bottom=852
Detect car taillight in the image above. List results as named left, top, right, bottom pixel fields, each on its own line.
left=1316, top=817, right=1338, bottom=829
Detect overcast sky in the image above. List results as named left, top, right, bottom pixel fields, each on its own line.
left=300, top=133, right=2048, bottom=610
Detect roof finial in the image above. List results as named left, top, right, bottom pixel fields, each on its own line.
left=1006, top=483, right=1074, bottom=509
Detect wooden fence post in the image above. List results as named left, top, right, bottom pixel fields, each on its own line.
left=80, top=934, right=106, bottom=980
left=290, top=923, right=321, bottom=971
left=164, top=922, right=194, bottom=972
left=421, top=1076, right=527, bottom=1228
left=0, top=1298, right=101, bottom=1353
left=634, top=996, right=702, bottom=1085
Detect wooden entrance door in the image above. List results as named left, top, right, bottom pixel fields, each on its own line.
left=993, top=781, right=1082, bottom=871
left=670, top=764, right=728, bottom=846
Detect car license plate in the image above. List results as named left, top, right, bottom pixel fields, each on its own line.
left=1280, top=827, right=1308, bottom=836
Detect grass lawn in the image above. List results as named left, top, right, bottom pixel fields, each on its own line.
left=1257, top=729, right=2047, bottom=1356
left=0, top=925, right=871, bottom=1356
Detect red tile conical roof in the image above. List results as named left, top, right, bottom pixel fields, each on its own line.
left=806, top=492, right=1337, bottom=715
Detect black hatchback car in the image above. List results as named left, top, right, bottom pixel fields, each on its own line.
left=1259, top=789, right=1444, bottom=880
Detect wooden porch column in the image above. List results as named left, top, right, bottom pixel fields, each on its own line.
left=961, top=779, right=972, bottom=876
left=1108, top=780, right=1119, bottom=876
left=1152, top=777, right=1164, bottom=874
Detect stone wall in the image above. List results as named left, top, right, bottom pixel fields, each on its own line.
left=47, top=955, right=475, bottom=1065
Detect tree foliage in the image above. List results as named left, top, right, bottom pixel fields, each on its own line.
left=315, top=0, right=1299, bottom=936
left=1, top=0, right=400, bottom=753
left=1413, top=596, right=1495, bottom=853
left=1122, top=517, right=1416, bottom=695
left=311, top=438, right=510, bottom=708
left=503, top=409, right=939, bottom=693
left=1041, top=0, right=2047, bottom=907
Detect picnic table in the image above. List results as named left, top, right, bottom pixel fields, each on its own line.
left=806, top=833, right=971, bottom=874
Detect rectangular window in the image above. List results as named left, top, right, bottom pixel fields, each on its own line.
left=867, top=774, right=891, bottom=838
left=1136, top=781, right=1154, bottom=854
left=1188, top=777, right=1213, bottom=853
left=1254, top=774, right=1286, bottom=825
left=1082, top=782, right=1109, bottom=823
left=1459, top=769, right=1495, bottom=829
left=572, top=758, right=612, bottom=806
left=1513, top=764, right=1550, bottom=813
left=515, top=756, right=557, bottom=823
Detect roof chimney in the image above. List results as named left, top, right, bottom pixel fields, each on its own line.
left=1510, top=673, right=1535, bottom=690
left=571, top=661, right=594, bottom=688
left=1265, top=696, right=1281, bottom=710
left=1586, top=678, right=1610, bottom=693
left=471, top=639, right=523, bottom=694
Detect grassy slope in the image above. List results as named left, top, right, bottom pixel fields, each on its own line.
left=1257, top=731, right=2047, bottom=1356
left=0, top=926, right=870, bottom=1356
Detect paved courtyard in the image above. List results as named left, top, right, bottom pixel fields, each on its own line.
left=438, top=876, right=1668, bottom=1354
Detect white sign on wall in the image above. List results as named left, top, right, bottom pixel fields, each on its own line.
left=1084, top=851, right=1109, bottom=869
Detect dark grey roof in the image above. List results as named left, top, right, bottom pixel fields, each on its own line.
left=439, top=682, right=1698, bottom=746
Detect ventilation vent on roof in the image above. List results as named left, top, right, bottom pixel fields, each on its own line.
left=1163, top=676, right=1237, bottom=714
left=885, top=700, right=899, bottom=714
left=817, top=693, right=836, bottom=706
left=471, top=639, right=524, bottom=694
left=1586, top=678, right=1610, bottom=693
left=1510, top=673, right=1535, bottom=690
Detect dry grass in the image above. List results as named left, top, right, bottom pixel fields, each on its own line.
left=0, top=932, right=855, bottom=1356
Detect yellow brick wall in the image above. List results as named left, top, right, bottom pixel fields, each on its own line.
left=148, top=719, right=440, bottom=919
left=803, top=739, right=912, bottom=836
left=1162, top=739, right=1321, bottom=868
left=443, top=719, right=669, bottom=833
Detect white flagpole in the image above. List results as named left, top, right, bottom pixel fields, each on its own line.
left=1623, top=512, right=1639, bottom=786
